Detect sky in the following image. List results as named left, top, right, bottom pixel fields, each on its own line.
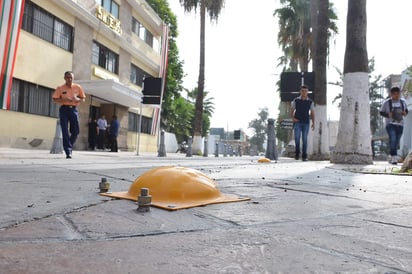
left=168, top=0, right=412, bottom=135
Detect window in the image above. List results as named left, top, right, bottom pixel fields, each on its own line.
left=130, top=64, right=152, bottom=87
left=10, top=78, right=59, bottom=118
left=132, top=17, right=154, bottom=48
left=145, top=31, right=153, bottom=48
left=22, top=1, right=73, bottom=52
left=98, top=0, right=119, bottom=18
left=132, top=17, right=143, bottom=38
left=92, top=41, right=119, bottom=74
left=128, top=112, right=152, bottom=134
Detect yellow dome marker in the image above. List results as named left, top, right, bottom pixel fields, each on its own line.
left=257, top=157, right=271, bottom=163
left=100, top=166, right=250, bottom=210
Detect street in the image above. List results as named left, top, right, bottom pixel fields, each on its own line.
left=0, top=148, right=411, bottom=273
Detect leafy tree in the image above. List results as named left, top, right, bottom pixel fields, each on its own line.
left=168, top=96, right=194, bottom=143
left=331, top=0, right=372, bottom=164
left=248, top=108, right=269, bottom=152
left=274, top=0, right=338, bottom=159
left=179, top=0, right=225, bottom=154
left=187, top=87, right=215, bottom=138
left=403, top=65, right=412, bottom=95
left=274, top=0, right=337, bottom=71
left=146, top=0, right=185, bottom=132
left=274, top=0, right=311, bottom=71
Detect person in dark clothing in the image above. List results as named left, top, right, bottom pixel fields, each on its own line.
left=88, top=117, right=98, bottom=150
left=290, top=85, right=315, bottom=161
left=109, top=115, right=120, bottom=152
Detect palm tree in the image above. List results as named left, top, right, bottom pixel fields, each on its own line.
left=309, top=0, right=332, bottom=160
left=274, top=0, right=311, bottom=71
left=274, top=0, right=337, bottom=159
left=331, top=0, right=372, bottom=164
left=179, top=0, right=225, bottom=154
left=187, top=87, right=215, bottom=137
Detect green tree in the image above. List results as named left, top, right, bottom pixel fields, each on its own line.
left=403, top=65, right=412, bottom=95
left=275, top=0, right=337, bottom=71
left=274, top=0, right=311, bottom=71
left=331, top=0, right=372, bottom=164
left=146, top=0, right=185, bottom=132
left=168, top=96, right=194, bottom=143
left=179, top=0, right=225, bottom=154
left=248, top=108, right=269, bottom=153
left=274, top=0, right=337, bottom=159
left=187, top=87, right=215, bottom=138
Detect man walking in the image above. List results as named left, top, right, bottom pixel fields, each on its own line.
left=380, top=87, right=408, bottom=164
left=290, top=85, right=315, bottom=161
left=52, top=71, right=86, bottom=159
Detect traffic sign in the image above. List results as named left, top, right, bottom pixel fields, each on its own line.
left=279, top=118, right=294, bottom=129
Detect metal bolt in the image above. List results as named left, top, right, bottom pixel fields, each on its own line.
left=99, top=178, right=110, bottom=193
left=137, top=188, right=151, bottom=212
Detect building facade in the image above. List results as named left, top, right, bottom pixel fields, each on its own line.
left=0, top=0, right=166, bottom=152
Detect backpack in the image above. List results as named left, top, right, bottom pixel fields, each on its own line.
left=388, top=99, right=405, bottom=112
left=388, top=99, right=406, bottom=122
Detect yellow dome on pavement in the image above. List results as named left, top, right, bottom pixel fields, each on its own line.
left=100, top=166, right=250, bottom=210
left=257, top=157, right=271, bottom=163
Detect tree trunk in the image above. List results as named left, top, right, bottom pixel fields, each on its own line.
left=192, top=0, right=206, bottom=154
left=331, top=0, right=372, bottom=164
left=310, top=0, right=330, bottom=160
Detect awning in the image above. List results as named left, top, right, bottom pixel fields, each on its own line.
left=76, top=79, right=142, bottom=108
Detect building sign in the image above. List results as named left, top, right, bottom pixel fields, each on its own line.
left=96, top=5, right=122, bottom=35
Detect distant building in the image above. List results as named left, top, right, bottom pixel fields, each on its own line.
left=208, top=128, right=249, bottom=155
left=0, top=0, right=167, bottom=152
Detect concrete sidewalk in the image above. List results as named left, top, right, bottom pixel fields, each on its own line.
left=0, top=148, right=411, bottom=273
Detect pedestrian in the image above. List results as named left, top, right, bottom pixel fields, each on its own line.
left=52, top=71, right=86, bottom=159
left=379, top=86, right=408, bottom=164
left=109, top=115, right=120, bottom=152
left=97, top=114, right=107, bottom=150
left=88, top=117, right=98, bottom=150
left=290, top=85, right=315, bottom=161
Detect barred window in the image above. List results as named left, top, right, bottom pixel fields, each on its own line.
left=128, top=112, right=152, bottom=134
left=132, top=17, right=154, bottom=48
left=130, top=64, right=152, bottom=87
left=22, top=1, right=73, bottom=52
left=10, top=78, right=59, bottom=118
left=92, top=41, right=119, bottom=74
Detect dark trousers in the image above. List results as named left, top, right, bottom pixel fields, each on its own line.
left=98, top=130, right=106, bottom=149
left=110, top=135, right=118, bottom=152
left=59, top=106, right=79, bottom=156
left=386, top=124, right=403, bottom=156
left=88, top=135, right=97, bottom=150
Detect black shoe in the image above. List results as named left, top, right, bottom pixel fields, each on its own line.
left=295, top=154, right=299, bottom=160
left=302, top=158, right=308, bottom=161
left=66, top=155, right=72, bottom=159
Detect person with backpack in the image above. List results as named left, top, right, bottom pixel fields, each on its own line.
left=379, top=87, right=409, bottom=164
